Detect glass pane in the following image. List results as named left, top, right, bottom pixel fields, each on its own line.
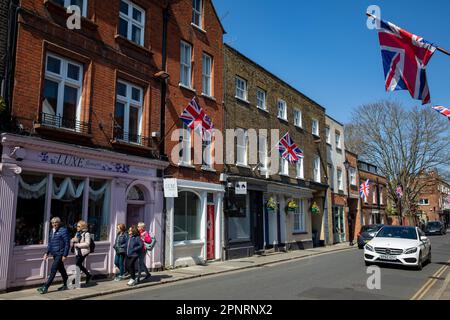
left=119, top=0, right=128, bottom=15
left=63, top=86, right=78, bottom=126
left=114, top=102, right=125, bottom=139
left=129, top=106, right=139, bottom=143
left=132, top=7, right=142, bottom=22
left=67, top=63, right=80, bottom=81
left=47, top=56, right=61, bottom=74
left=119, top=18, right=128, bottom=38
left=88, top=179, right=110, bottom=241
left=174, top=192, right=199, bottom=241
left=117, top=82, right=127, bottom=97
left=15, top=173, right=47, bottom=246
left=54, top=0, right=65, bottom=7
left=127, top=186, right=145, bottom=201
left=131, top=87, right=141, bottom=102
left=43, top=79, right=59, bottom=115
left=70, top=0, right=84, bottom=11
left=132, top=25, right=141, bottom=44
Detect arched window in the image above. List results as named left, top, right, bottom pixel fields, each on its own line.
left=127, top=186, right=145, bottom=201
left=174, top=191, right=200, bottom=242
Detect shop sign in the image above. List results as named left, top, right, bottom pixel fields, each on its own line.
left=235, top=181, right=247, bottom=195
left=164, top=178, right=178, bottom=198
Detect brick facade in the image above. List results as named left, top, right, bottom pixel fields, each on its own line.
left=0, top=0, right=9, bottom=83
left=416, top=171, right=450, bottom=224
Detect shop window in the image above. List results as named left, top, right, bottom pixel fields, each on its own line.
left=51, top=176, right=84, bottom=238
left=15, top=174, right=48, bottom=246
left=293, top=199, right=306, bottom=233
left=88, top=179, right=111, bottom=241
left=174, top=191, right=200, bottom=242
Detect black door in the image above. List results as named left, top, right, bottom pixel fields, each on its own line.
left=250, top=191, right=264, bottom=251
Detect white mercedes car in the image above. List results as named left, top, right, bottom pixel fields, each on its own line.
left=364, top=226, right=431, bottom=270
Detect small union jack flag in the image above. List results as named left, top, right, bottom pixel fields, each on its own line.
left=360, top=179, right=370, bottom=202
left=431, top=106, right=450, bottom=121
left=396, top=185, right=404, bottom=198
left=278, top=133, right=304, bottom=164
left=447, top=194, right=450, bottom=203
left=180, top=97, right=214, bottom=137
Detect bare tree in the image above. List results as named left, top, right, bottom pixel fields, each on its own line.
left=345, top=100, right=450, bottom=224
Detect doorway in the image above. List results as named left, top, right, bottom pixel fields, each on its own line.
left=250, top=191, right=264, bottom=252
left=333, top=206, right=346, bottom=243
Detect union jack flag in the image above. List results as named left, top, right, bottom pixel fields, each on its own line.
left=447, top=194, right=450, bottom=203
left=396, top=185, right=403, bottom=198
left=180, top=97, right=214, bottom=137
left=278, top=133, right=304, bottom=164
left=376, top=17, right=436, bottom=104
left=431, top=106, right=450, bottom=121
left=360, top=179, right=370, bottom=202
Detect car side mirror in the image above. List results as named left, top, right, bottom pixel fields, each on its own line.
left=420, top=236, right=428, bottom=242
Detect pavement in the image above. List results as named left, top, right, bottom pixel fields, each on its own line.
left=0, top=243, right=356, bottom=300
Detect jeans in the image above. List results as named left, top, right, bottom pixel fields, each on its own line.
left=138, top=251, right=150, bottom=278
left=45, top=255, right=68, bottom=288
left=75, top=255, right=90, bottom=276
left=127, top=256, right=139, bottom=280
left=114, top=253, right=126, bottom=276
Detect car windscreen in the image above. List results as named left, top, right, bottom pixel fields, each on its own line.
left=361, top=226, right=381, bottom=233
left=376, top=227, right=418, bottom=240
left=427, top=222, right=441, bottom=228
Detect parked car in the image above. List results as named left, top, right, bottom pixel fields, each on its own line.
left=364, top=226, right=431, bottom=270
left=357, top=224, right=384, bottom=249
left=425, top=221, right=447, bottom=236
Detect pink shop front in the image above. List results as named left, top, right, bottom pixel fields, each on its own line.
left=0, top=134, right=167, bottom=291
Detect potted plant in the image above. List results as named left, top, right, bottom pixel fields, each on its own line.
left=311, top=202, right=320, bottom=215
left=266, top=197, right=277, bottom=212
left=286, top=199, right=298, bottom=214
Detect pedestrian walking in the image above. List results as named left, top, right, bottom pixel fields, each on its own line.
left=113, top=224, right=128, bottom=281
left=126, top=226, right=142, bottom=287
left=71, top=220, right=92, bottom=285
left=348, top=214, right=355, bottom=246
left=37, top=217, right=70, bottom=294
left=137, top=222, right=151, bottom=282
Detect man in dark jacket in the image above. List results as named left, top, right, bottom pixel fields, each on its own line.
left=37, top=217, right=70, bottom=294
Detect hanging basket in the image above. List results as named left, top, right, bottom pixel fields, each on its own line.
left=266, top=197, right=277, bottom=212
left=311, top=202, right=320, bottom=215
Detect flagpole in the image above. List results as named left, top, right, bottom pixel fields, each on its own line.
left=365, top=12, right=450, bottom=57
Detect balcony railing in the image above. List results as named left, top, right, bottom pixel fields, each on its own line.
left=40, top=113, right=91, bottom=135
left=113, top=127, right=152, bottom=148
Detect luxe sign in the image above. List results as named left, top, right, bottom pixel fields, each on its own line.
left=164, top=178, right=178, bottom=198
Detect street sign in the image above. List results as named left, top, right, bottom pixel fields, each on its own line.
left=164, top=178, right=178, bottom=198
left=235, top=181, right=247, bottom=195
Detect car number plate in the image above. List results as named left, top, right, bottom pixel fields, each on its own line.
left=380, top=255, right=397, bottom=261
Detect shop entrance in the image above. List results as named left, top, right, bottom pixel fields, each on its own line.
left=333, top=206, right=346, bottom=243
left=250, top=191, right=264, bottom=252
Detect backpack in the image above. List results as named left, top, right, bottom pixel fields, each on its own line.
left=83, top=232, right=95, bottom=254
left=144, top=234, right=156, bottom=251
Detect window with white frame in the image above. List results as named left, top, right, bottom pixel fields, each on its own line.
left=235, top=76, right=247, bottom=101
left=312, top=119, right=319, bottom=136
left=328, top=164, right=334, bottom=190
left=236, top=129, right=248, bottom=166
left=296, top=158, right=304, bottom=179
left=256, top=88, right=266, bottom=110
left=180, top=41, right=193, bottom=88
left=294, top=109, right=302, bottom=127
left=202, top=137, right=213, bottom=169
left=202, top=53, right=212, bottom=96
left=336, top=132, right=342, bottom=149
left=114, top=80, right=143, bottom=144
left=192, top=0, right=203, bottom=28
left=53, top=0, right=88, bottom=17
left=277, top=99, right=287, bottom=120
left=337, top=169, right=343, bottom=191
left=380, top=187, right=383, bottom=205
left=42, top=53, right=83, bottom=131
left=280, top=157, right=289, bottom=176
left=293, top=199, right=306, bottom=233
left=313, top=156, right=321, bottom=183
left=326, top=126, right=331, bottom=144
left=373, top=188, right=377, bottom=204
left=258, top=135, right=268, bottom=172
left=419, top=199, right=429, bottom=205
left=179, top=123, right=192, bottom=165
left=118, top=0, right=145, bottom=46
left=349, top=167, right=357, bottom=186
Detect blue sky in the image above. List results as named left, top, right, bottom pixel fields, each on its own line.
left=213, top=0, right=450, bottom=124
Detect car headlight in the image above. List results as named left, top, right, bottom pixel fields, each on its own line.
left=365, top=244, right=374, bottom=252
left=404, top=247, right=418, bottom=254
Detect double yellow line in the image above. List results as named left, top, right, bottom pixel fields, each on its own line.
left=411, top=259, right=450, bottom=300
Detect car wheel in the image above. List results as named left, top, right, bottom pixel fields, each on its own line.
left=427, top=251, right=432, bottom=264
left=417, top=252, right=423, bottom=271
left=358, top=245, right=364, bottom=249
left=365, top=261, right=371, bottom=267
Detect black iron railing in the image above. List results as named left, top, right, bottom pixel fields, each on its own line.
left=113, top=127, right=151, bottom=147
left=40, top=113, right=91, bottom=135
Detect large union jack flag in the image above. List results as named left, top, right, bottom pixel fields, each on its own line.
left=360, top=179, right=370, bottom=202
left=377, top=18, right=436, bottom=104
left=431, top=105, right=450, bottom=121
left=180, top=97, right=214, bottom=137
left=278, top=133, right=304, bottom=164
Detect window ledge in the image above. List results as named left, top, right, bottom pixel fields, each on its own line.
left=294, top=125, right=303, bottom=130
left=257, top=106, right=269, bottom=113
left=296, top=177, right=305, bottom=181
left=174, top=240, right=204, bottom=247
left=179, top=83, right=197, bottom=94
left=178, top=162, right=196, bottom=169
left=201, top=93, right=216, bottom=101
left=191, top=23, right=207, bottom=34
left=278, top=117, right=289, bottom=123
left=279, top=173, right=290, bottom=177
left=235, top=96, right=250, bottom=105
left=114, top=34, right=152, bottom=56
left=236, top=163, right=251, bottom=169
left=312, top=134, right=321, bottom=139
left=201, top=166, right=216, bottom=172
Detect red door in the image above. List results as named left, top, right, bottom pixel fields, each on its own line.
left=207, top=204, right=215, bottom=260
